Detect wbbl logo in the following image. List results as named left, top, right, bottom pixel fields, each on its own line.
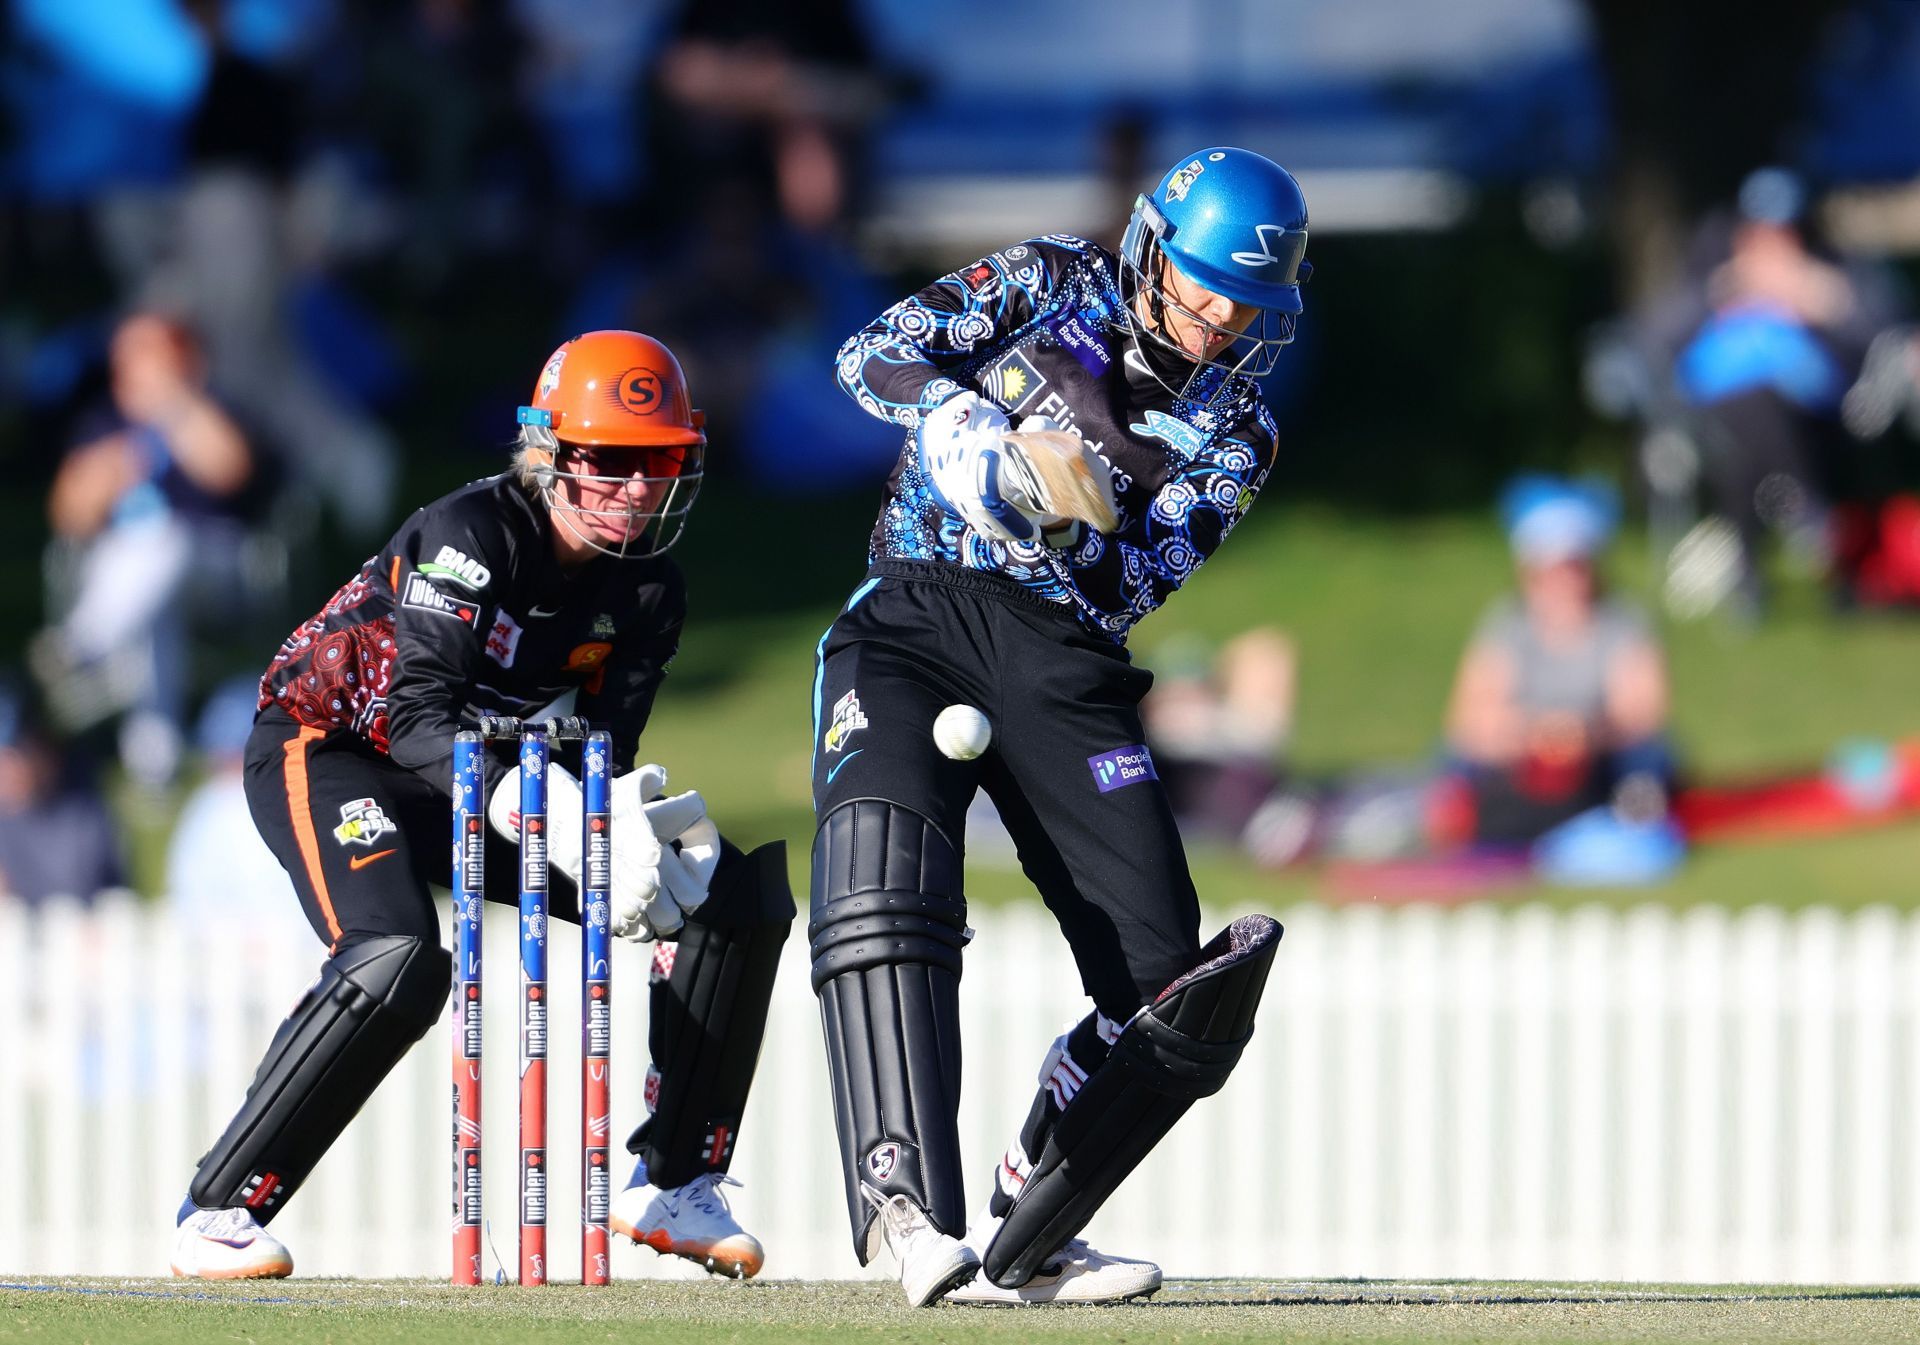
left=401, top=572, right=479, bottom=627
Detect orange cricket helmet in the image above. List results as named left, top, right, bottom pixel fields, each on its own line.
left=517, top=329, right=706, bottom=446
left=515, top=330, right=707, bottom=559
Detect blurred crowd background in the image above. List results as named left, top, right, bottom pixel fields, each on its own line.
left=6, top=0, right=1920, bottom=920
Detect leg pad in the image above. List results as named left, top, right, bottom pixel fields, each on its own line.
left=982, top=915, right=1281, bottom=1287
left=810, top=798, right=969, bottom=1262
left=627, top=840, right=795, bottom=1188
left=190, top=934, right=449, bottom=1220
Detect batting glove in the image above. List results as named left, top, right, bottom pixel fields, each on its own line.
left=917, top=390, right=1042, bottom=543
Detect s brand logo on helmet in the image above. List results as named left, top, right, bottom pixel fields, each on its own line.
left=538, top=350, right=566, bottom=399
left=1232, top=223, right=1299, bottom=271
left=613, top=367, right=662, bottom=415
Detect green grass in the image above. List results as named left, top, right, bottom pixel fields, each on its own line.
left=6, top=1278, right=1920, bottom=1344
left=633, top=496, right=1920, bottom=913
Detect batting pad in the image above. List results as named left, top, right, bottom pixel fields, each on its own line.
left=190, top=934, right=449, bottom=1220
left=982, top=914, right=1282, bottom=1288
left=810, top=799, right=970, bottom=1260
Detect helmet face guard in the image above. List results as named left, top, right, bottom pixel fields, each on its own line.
left=1117, top=148, right=1311, bottom=408
left=517, top=412, right=705, bottom=560
left=1117, top=229, right=1299, bottom=395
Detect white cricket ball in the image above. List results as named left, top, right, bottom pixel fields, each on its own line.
left=932, top=704, right=992, bottom=761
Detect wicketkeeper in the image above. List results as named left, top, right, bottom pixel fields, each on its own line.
left=170, top=330, right=794, bottom=1280
left=811, top=147, right=1300, bottom=1305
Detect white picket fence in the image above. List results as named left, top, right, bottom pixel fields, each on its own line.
left=2, top=895, right=1917, bottom=1284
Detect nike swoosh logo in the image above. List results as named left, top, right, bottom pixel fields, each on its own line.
left=825, top=749, right=863, bottom=783
left=1124, top=347, right=1154, bottom=376
left=349, top=848, right=397, bottom=871
left=528, top=605, right=563, bottom=618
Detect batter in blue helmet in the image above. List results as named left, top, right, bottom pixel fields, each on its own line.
left=811, top=148, right=1301, bottom=1305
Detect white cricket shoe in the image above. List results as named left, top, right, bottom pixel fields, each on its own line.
left=862, top=1186, right=979, bottom=1307
left=947, top=1216, right=1161, bottom=1305
left=611, top=1172, right=765, bottom=1278
left=169, top=1206, right=293, bottom=1280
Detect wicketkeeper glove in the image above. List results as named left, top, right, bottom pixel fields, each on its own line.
left=612, top=765, right=720, bottom=939
left=487, top=763, right=720, bottom=942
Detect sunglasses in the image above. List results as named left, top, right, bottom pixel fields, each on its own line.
left=558, top=443, right=698, bottom=480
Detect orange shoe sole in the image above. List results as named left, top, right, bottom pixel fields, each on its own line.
left=611, top=1216, right=763, bottom=1278
left=170, top=1258, right=293, bottom=1280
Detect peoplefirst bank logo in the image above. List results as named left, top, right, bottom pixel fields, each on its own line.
left=1088, top=744, right=1158, bottom=794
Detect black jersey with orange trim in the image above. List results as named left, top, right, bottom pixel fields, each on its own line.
left=257, top=475, right=684, bottom=787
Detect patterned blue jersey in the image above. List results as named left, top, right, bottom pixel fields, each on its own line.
left=836, top=234, right=1280, bottom=643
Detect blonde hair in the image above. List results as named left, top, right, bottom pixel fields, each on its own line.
left=510, top=424, right=558, bottom=490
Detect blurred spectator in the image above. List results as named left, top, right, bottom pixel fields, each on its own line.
left=1438, top=476, right=1674, bottom=847
left=0, top=682, right=125, bottom=904
left=1674, top=170, right=1860, bottom=609
left=1142, top=627, right=1298, bottom=847
left=156, top=0, right=396, bottom=539
left=607, top=0, right=899, bottom=481
left=512, top=0, right=660, bottom=212
left=623, top=179, right=809, bottom=465
left=324, top=0, right=543, bottom=288
left=165, top=675, right=311, bottom=945
left=643, top=0, right=891, bottom=240
left=1607, top=167, right=1916, bottom=617
left=34, top=312, right=257, bottom=785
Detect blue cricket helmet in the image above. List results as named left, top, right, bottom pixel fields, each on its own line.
left=1126, top=147, right=1310, bottom=311
left=1119, top=146, right=1310, bottom=397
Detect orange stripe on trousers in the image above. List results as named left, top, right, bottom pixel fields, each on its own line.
left=283, top=726, right=343, bottom=947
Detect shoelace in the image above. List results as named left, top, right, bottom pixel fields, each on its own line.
left=197, top=1207, right=257, bottom=1240
left=884, top=1201, right=923, bottom=1244
left=677, top=1172, right=743, bottom=1219
left=1034, top=1238, right=1098, bottom=1275
left=859, top=1186, right=925, bottom=1244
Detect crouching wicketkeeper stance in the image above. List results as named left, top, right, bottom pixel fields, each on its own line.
left=169, top=331, right=793, bottom=1280
left=810, top=148, right=1304, bottom=1306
